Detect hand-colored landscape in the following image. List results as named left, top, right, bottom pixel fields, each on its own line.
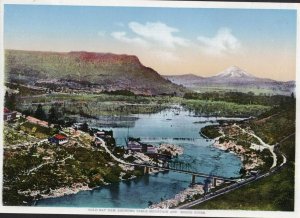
left=2, top=2, right=297, bottom=213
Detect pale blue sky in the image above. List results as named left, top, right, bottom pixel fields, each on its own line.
left=4, top=4, right=297, bottom=80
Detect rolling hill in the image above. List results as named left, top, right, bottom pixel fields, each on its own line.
left=5, top=50, right=186, bottom=96
left=165, top=66, right=295, bottom=95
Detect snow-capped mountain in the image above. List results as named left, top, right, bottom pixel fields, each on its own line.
left=214, top=66, right=255, bottom=78
left=164, top=66, right=295, bottom=95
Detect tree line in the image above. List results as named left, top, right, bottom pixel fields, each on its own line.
left=183, top=91, right=295, bottom=106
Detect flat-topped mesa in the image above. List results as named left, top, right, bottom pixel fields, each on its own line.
left=5, top=49, right=185, bottom=96
left=68, top=51, right=142, bottom=65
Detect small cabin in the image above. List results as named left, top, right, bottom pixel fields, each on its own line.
left=49, top=134, right=68, bottom=145
left=146, top=145, right=157, bottom=154
left=4, top=107, right=17, bottom=121
left=142, top=144, right=157, bottom=154
left=96, top=130, right=113, bottom=139
left=94, top=137, right=104, bottom=147
left=127, top=141, right=142, bottom=152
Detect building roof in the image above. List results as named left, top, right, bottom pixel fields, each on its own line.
left=4, top=107, right=10, bottom=113
left=54, top=134, right=67, bottom=140
left=128, top=141, right=140, bottom=145
left=26, top=116, right=49, bottom=127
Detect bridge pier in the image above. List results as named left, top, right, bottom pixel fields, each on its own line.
left=212, top=177, right=217, bottom=187
left=144, top=166, right=150, bottom=174
left=191, top=175, right=196, bottom=184
left=163, top=161, right=169, bottom=168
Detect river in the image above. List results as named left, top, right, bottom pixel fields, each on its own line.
left=36, top=106, right=243, bottom=208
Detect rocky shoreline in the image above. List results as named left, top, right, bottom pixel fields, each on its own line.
left=213, top=140, right=264, bottom=171
left=24, top=129, right=259, bottom=208
left=18, top=183, right=92, bottom=205
left=157, top=143, right=184, bottom=157
left=149, top=184, right=204, bottom=209
left=149, top=125, right=266, bottom=209
left=29, top=143, right=184, bottom=205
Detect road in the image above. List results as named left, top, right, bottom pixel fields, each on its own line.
left=176, top=129, right=294, bottom=209
left=26, top=155, right=73, bottom=175
left=96, top=137, right=129, bottom=165
left=176, top=162, right=286, bottom=209
left=234, top=124, right=277, bottom=168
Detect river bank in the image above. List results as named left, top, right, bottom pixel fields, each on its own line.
left=149, top=184, right=205, bottom=209
left=213, top=139, right=264, bottom=171
left=149, top=123, right=266, bottom=209
left=29, top=142, right=185, bottom=205
left=27, top=109, right=243, bottom=208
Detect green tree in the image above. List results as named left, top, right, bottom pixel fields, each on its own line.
left=48, top=106, right=59, bottom=125
left=4, top=91, right=16, bottom=110
left=23, top=108, right=33, bottom=117
left=81, top=122, right=89, bottom=132
left=34, top=104, right=46, bottom=120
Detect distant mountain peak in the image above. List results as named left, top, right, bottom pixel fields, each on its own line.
left=215, top=66, right=255, bottom=78
left=166, top=73, right=203, bottom=79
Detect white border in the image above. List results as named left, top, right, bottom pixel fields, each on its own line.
left=0, top=0, right=299, bottom=217
left=0, top=0, right=299, bottom=9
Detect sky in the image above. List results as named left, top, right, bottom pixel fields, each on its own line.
left=4, top=4, right=297, bottom=81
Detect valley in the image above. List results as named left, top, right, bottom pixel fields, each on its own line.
left=3, top=49, right=296, bottom=211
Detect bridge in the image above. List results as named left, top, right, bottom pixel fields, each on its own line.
left=128, top=161, right=239, bottom=186
left=97, top=136, right=239, bottom=186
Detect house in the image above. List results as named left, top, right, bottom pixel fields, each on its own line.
left=96, top=131, right=106, bottom=137
left=94, top=137, right=104, bottom=147
left=26, top=116, right=49, bottom=127
left=142, top=144, right=157, bottom=154
left=145, top=144, right=157, bottom=154
left=49, top=134, right=68, bottom=145
left=72, top=123, right=83, bottom=129
left=127, top=140, right=142, bottom=152
left=95, top=130, right=113, bottom=139
left=4, top=107, right=17, bottom=121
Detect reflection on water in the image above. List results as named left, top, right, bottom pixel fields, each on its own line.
left=36, top=106, right=243, bottom=208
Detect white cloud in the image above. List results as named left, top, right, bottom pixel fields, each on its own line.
left=197, top=28, right=241, bottom=56
left=111, top=31, right=149, bottom=47
left=110, top=22, right=189, bottom=63
left=111, top=21, right=188, bottom=50
left=128, top=21, right=189, bottom=48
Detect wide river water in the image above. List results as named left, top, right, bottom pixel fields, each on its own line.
left=36, top=106, right=243, bottom=208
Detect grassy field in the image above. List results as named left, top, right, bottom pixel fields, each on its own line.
left=182, top=99, right=270, bottom=117
left=248, top=102, right=295, bottom=145
left=192, top=86, right=291, bottom=96
left=16, top=93, right=271, bottom=119
left=192, top=162, right=294, bottom=211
